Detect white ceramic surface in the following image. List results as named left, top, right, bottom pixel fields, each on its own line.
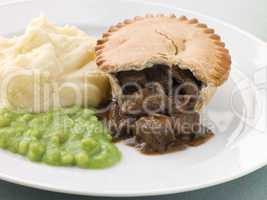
left=0, top=0, right=266, bottom=197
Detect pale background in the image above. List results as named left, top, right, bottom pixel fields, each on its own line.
left=3, top=0, right=266, bottom=41
left=151, top=0, right=267, bottom=42
left=0, top=0, right=266, bottom=200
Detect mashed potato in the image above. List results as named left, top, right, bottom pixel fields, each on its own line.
left=0, top=17, right=110, bottom=112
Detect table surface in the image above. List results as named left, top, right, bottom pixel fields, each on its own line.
left=0, top=0, right=266, bottom=199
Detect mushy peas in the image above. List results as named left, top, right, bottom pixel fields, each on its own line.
left=0, top=106, right=121, bottom=168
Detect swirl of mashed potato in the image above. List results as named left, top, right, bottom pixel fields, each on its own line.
left=0, top=17, right=110, bottom=112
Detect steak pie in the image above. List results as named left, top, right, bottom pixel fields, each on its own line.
left=95, top=14, right=231, bottom=154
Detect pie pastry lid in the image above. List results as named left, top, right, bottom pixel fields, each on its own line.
left=96, top=14, right=231, bottom=87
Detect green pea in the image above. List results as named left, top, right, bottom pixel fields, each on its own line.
left=88, top=145, right=109, bottom=168
left=25, top=129, right=41, bottom=139
left=89, top=116, right=98, bottom=122
left=83, top=139, right=101, bottom=156
left=81, top=138, right=97, bottom=151
left=19, top=114, right=34, bottom=122
left=53, top=131, right=69, bottom=144
left=18, top=140, right=29, bottom=155
left=7, top=138, right=19, bottom=153
left=75, top=152, right=89, bottom=168
left=50, top=135, right=60, bottom=146
left=89, top=142, right=121, bottom=169
left=14, top=130, right=23, bottom=137
left=43, top=149, right=61, bottom=165
left=63, top=118, right=74, bottom=129
left=13, top=126, right=27, bottom=135
left=27, top=142, right=45, bottom=161
left=0, top=116, right=11, bottom=127
left=61, top=152, right=74, bottom=166
left=29, top=118, right=40, bottom=126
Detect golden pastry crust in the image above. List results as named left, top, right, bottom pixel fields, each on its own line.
left=96, top=14, right=231, bottom=87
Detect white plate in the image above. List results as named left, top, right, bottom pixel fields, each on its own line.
left=0, top=0, right=267, bottom=197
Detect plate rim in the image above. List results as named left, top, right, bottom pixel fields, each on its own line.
left=0, top=0, right=266, bottom=197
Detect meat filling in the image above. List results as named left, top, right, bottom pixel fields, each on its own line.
left=100, top=65, right=213, bottom=154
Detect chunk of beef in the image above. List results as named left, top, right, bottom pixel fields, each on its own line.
left=121, top=82, right=168, bottom=115
left=168, top=94, right=199, bottom=113
left=121, top=92, right=144, bottom=116
left=133, top=115, right=175, bottom=153
left=172, top=112, right=200, bottom=135
left=106, top=101, right=135, bottom=140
